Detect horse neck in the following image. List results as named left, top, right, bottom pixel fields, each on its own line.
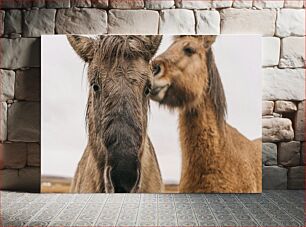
left=178, top=97, right=226, bottom=174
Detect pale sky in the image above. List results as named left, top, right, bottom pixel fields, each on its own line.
left=42, top=35, right=261, bottom=184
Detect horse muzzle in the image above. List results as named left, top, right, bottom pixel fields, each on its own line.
left=150, top=83, right=170, bottom=102
left=104, top=162, right=141, bottom=193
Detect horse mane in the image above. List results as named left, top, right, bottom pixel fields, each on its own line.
left=97, top=35, right=153, bottom=65
left=206, top=48, right=227, bottom=126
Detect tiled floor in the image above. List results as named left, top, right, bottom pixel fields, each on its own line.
left=1, top=190, right=304, bottom=226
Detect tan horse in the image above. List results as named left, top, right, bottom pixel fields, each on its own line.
left=150, top=36, right=261, bottom=193
left=67, top=35, right=163, bottom=193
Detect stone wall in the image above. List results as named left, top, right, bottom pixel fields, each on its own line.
left=0, top=0, right=304, bottom=192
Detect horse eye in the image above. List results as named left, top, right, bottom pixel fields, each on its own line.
left=183, top=47, right=196, bottom=56
left=144, top=84, right=151, bottom=97
left=152, top=64, right=161, bottom=76
left=92, top=83, right=100, bottom=92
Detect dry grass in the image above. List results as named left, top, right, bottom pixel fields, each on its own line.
left=41, top=183, right=71, bottom=193
left=164, top=184, right=179, bottom=193
left=41, top=176, right=71, bottom=193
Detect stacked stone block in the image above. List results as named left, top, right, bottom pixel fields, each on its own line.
left=262, top=99, right=305, bottom=189
left=0, top=0, right=304, bottom=192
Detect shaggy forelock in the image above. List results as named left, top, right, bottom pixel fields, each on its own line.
left=96, top=36, right=154, bottom=65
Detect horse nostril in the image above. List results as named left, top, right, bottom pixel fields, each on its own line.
left=153, top=64, right=161, bottom=76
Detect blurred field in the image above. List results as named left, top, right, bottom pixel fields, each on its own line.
left=41, top=176, right=72, bottom=193
left=41, top=175, right=178, bottom=193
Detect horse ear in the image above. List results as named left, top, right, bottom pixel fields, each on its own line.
left=203, top=36, right=217, bottom=49
left=144, top=35, right=162, bottom=60
left=67, top=35, right=95, bottom=63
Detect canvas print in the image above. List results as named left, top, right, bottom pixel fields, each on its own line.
left=41, top=35, right=262, bottom=193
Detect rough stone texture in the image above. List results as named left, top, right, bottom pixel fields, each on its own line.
left=6, top=34, right=22, bottom=39
left=262, top=37, right=280, bottom=67
left=280, top=37, right=305, bottom=68
left=253, top=0, right=284, bottom=8
left=262, top=166, right=287, bottom=189
left=27, top=143, right=40, bottom=167
left=212, top=0, right=233, bottom=8
left=220, top=9, right=276, bottom=36
left=288, top=166, right=305, bottom=189
left=108, top=10, right=159, bottom=34
left=195, top=10, right=220, bottom=35
left=0, top=38, right=40, bottom=69
left=262, top=101, right=274, bottom=115
left=145, top=0, right=175, bottom=9
left=301, top=142, right=305, bottom=165
left=262, top=116, right=273, bottom=119
left=278, top=141, right=301, bottom=167
left=91, top=0, right=108, bottom=8
left=0, top=10, right=4, bottom=35
left=71, top=0, right=91, bottom=7
left=23, top=9, right=56, bottom=37
left=270, top=112, right=282, bottom=119
left=0, top=102, right=7, bottom=142
left=4, top=10, right=22, bottom=35
left=110, top=0, right=144, bottom=8
left=273, top=113, right=282, bottom=118
left=46, top=0, right=70, bottom=8
left=284, top=0, right=304, bottom=8
left=56, top=8, right=107, bottom=34
left=275, top=101, right=297, bottom=113
left=0, top=0, right=32, bottom=9
left=262, top=143, right=277, bottom=166
left=32, top=0, right=46, bottom=8
left=262, top=118, right=294, bottom=142
left=160, top=9, right=195, bottom=34
left=294, top=101, right=305, bottom=141
left=0, top=143, right=27, bottom=169
left=232, top=0, right=253, bottom=8
left=15, top=68, right=41, bottom=101
left=0, top=70, right=15, bottom=102
left=8, top=102, right=40, bottom=142
left=262, top=68, right=305, bottom=101
left=175, top=0, right=212, bottom=9
left=0, top=167, right=40, bottom=192
left=276, top=9, right=305, bottom=37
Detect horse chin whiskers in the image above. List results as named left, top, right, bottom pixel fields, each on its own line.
left=104, top=165, right=115, bottom=193
left=130, top=168, right=141, bottom=193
